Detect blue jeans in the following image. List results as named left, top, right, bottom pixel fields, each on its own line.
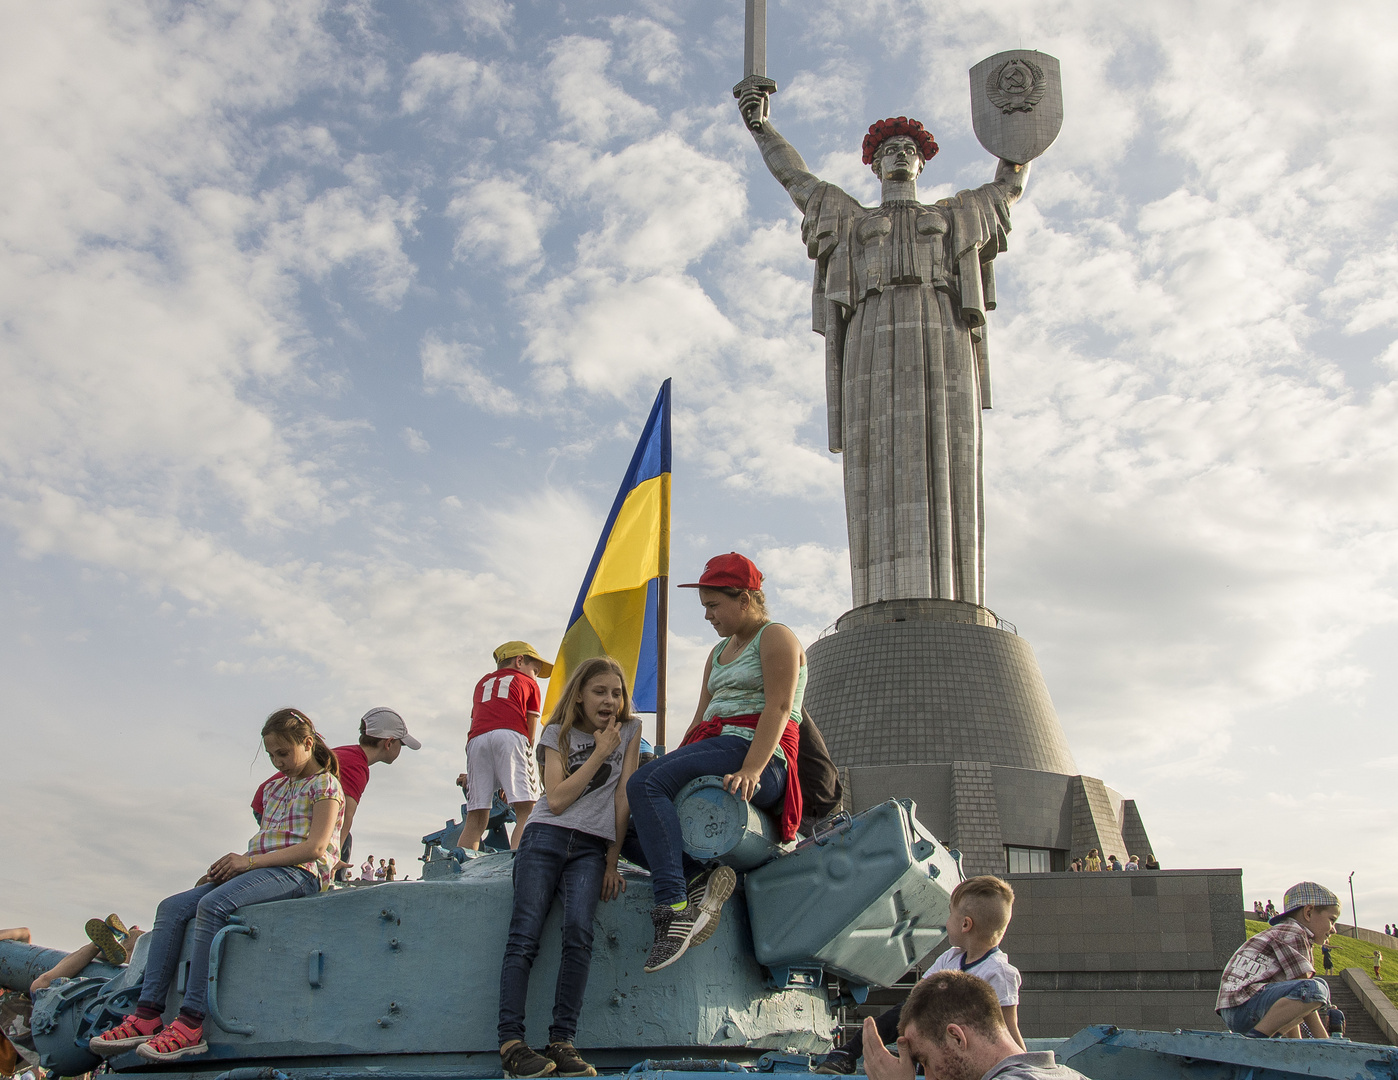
left=1220, top=978, right=1331, bottom=1033
left=625, top=735, right=786, bottom=906
left=498, top=823, right=610, bottom=1047
left=138, top=866, right=318, bottom=1018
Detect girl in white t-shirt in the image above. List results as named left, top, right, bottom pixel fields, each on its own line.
left=495, top=657, right=641, bottom=1080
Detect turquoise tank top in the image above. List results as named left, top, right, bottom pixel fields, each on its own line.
left=701, top=623, right=806, bottom=763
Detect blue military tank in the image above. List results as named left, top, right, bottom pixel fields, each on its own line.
left=5, top=788, right=1398, bottom=1080
left=1, top=792, right=959, bottom=1080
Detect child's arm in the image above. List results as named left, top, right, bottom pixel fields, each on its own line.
left=603, top=729, right=643, bottom=902
left=540, top=719, right=623, bottom=814
left=1001, top=1005, right=1026, bottom=1050
left=208, top=796, right=341, bottom=882
left=526, top=711, right=541, bottom=743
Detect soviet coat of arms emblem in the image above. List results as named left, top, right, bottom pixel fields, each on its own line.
left=986, top=58, right=1046, bottom=113
left=970, top=50, right=1063, bottom=164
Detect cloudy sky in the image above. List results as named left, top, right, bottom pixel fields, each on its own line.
left=4, top=0, right=1397, bottom=949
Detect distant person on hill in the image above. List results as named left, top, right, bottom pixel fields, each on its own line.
left=628, top=553, right=806, bottom=974
left=1255, top=901, right=1266, bottom=919
left=1107, top=854, right=1122, bottom=871
left=375, top=859, right=386, bottom=881
left=1373, top=951, right=1382, bottom=981
left=386, top=858, right=397, bottom=882
left=1144, top=853, right=1159, bottom=870
left=252, top=707, right=421, bottom=877
left=1321, top=941, right=1334, bottom=975
left=361, top=856, right=375, bottom=881
left=1069, top=859, right=1082, bottom=872
left=1265, top=899, right=1277, bottom=919
left=1327, top=1006, right=1346, bottom=1038
left=817, top=876, right=1025, bottom=1074
left=860, top=970, right=1086, bottom=1080
left=461, top=642, right=552, bottom=850
left=1124, top=855, right=1139, bottom=871
left=1216, top=881, right=1340, bottom=1039
left=1084, top=849, right=1102, bottom=871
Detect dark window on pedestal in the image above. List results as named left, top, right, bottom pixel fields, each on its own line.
left=1005, top=846, right=1066, bottom=873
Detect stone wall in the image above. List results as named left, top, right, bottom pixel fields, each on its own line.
left=804, top=605, right=1077, bottom=774
left=1001, top=869, right=1245, bottom=1036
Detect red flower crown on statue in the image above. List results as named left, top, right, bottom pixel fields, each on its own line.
left=861, top=116, right=939, bottom=171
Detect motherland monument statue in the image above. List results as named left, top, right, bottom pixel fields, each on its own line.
left=737, top=38, right=1061, bottom=609
left=735, top=5, right=1156, bottom=886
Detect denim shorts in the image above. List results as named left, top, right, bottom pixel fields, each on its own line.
left=1220, top=978, right=1330, bottom=1033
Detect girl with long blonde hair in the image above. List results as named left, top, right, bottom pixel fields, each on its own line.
left=496, top=657, right=642, bottom=1079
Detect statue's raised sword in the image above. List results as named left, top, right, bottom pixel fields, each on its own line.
left=732, top=0, right=776, bottom=130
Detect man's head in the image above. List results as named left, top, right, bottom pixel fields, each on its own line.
left=947, top=875, right=1015, bottom=950
left=358, top=707, right=421, bottom=760
left=1276, top=881, right=1341, bottom=943
left=898, top=971, right=1019, bottom=1080
left=492, top=641, right=553, bottom=678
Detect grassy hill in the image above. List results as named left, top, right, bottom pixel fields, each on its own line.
left=1245, top=919, right=1398, bottom=1009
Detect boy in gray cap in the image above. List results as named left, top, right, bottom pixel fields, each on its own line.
left=1216, top=881, right=1341, bottom=1038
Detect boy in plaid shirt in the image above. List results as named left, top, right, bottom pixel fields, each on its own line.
left=1216, top=881, right=1340, bottom=1038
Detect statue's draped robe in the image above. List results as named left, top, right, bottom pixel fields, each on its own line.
left=804, top=180, right=1012, bottom=608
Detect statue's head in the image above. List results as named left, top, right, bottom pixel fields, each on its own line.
left=862, top=116, right=939, bottom=179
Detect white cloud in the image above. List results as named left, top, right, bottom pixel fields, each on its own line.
left=420, top=335, right=523, bottom=414
left=448, top=175, right=556, bottom=269
left=402, top=427, right=430, bottom=453
left=547, top=36, right=657, bottom=145
left=401, top=52, right=505, bottom=115
left=607, top=16, right=683, bottom=87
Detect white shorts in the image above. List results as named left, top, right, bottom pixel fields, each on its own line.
left=463, top=728, right=539, bottom=811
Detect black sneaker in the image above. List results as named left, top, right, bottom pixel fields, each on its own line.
left=815, top=1049, right=858, bottom=1074
left=685, top=866, right=737, bottom=948
left=645, top=903, right=702, bottom=972
left=543, top=1042, right=596, bottom=1077
left=501, top=1041, right=556, bottom=1078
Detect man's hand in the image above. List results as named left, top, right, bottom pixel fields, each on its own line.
left=601, top=865, right=627, bottom=902
left=723, top=766, right=764, bottom=801
left=207, top=853, right=250, bottom=884
left=861, top=1018, right=916, bottom=1080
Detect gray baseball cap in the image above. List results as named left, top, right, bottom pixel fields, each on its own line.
left=360, top=707, right=421, bottom=749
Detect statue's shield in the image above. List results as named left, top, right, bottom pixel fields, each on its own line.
left=969, top=50, right=1063, bottom=164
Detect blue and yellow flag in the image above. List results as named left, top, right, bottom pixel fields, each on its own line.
left=543, top=380, right=671, bottom=717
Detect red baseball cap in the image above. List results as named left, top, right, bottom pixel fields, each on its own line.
left=679, top=552, right=764, bottom=590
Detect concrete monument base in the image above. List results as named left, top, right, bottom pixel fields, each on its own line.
left=804, top=600, right=1154, bottom=877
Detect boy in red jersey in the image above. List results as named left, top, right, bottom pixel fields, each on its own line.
left=458, top=642, right=552, bottom=850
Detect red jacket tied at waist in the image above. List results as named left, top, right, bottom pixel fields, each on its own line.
left=680, top=713, right=803, bottom=841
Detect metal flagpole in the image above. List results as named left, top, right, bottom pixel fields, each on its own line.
left=655, top=380, right=672, bottom=756
left=655, top=576, right=668, bottom=756
left=1350, top=872, right=1358, bottom=939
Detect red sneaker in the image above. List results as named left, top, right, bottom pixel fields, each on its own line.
left=89, top=1013, right=163, bottom=1055
left=135, top=1017, right=207, bottom=1061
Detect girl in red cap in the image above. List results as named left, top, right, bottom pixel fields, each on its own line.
left=626, top=553, right=806, bottom=973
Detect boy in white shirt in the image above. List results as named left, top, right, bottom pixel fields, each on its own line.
left=817, top=876, right=1024, bottom=1074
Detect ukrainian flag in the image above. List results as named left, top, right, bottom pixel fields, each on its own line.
left=544, top=380, right=671, bottom=718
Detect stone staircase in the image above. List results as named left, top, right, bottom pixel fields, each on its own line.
left=1321, top=975, right=1391, bottom=1045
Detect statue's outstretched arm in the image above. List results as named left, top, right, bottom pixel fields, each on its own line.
left=738, top=88, right=820, bottom=211
left=994, top=158, right=1030, bottom=204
